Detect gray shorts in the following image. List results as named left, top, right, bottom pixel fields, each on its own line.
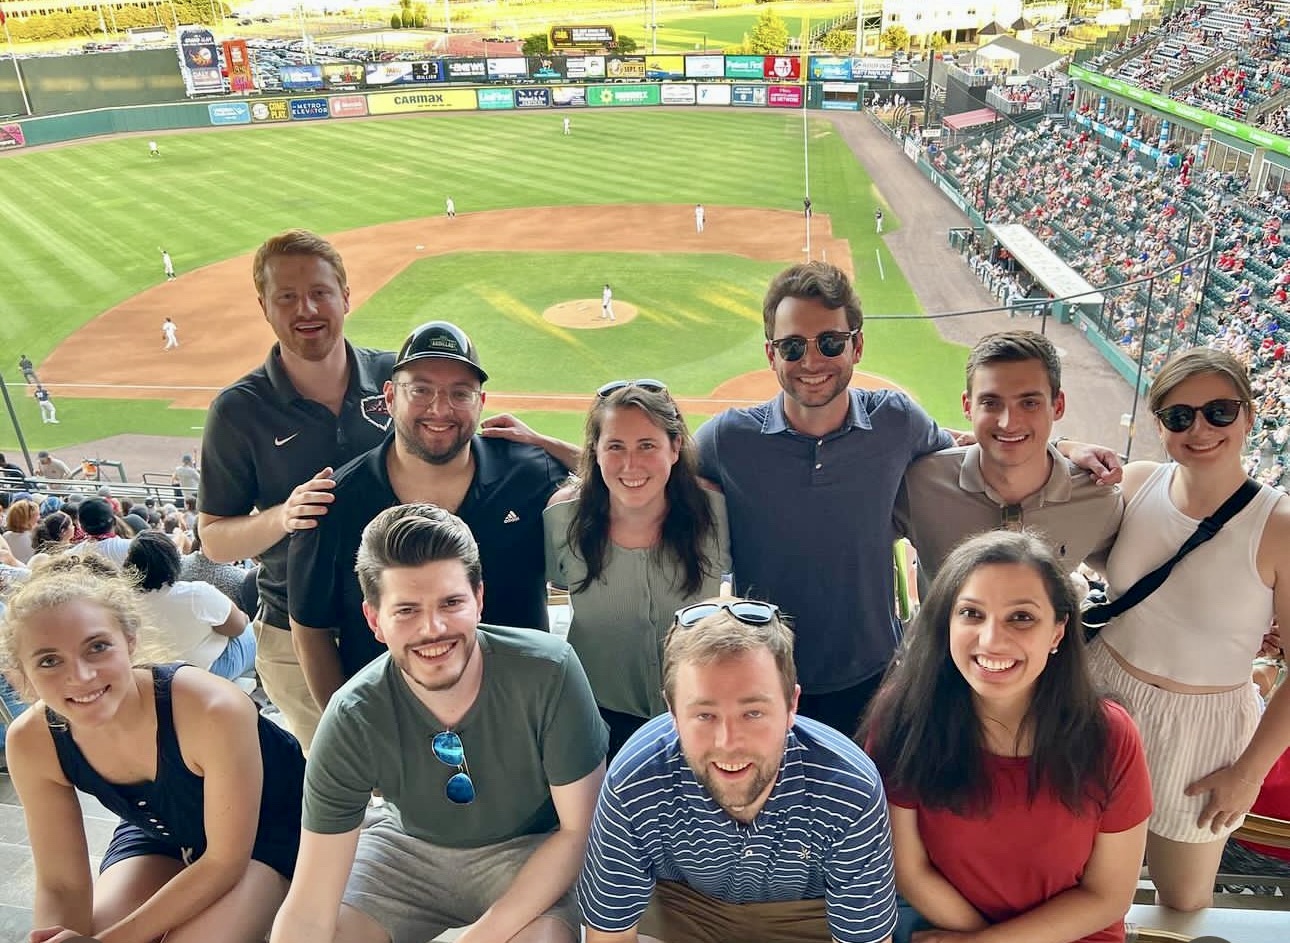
left=343, top=816, right=578, bottom=943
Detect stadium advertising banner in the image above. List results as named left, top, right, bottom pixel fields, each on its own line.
left=606, top=56, right=646, bottom=80
left=281, top=64, right=324, bottom=90
left=0, top=123, right=26, bottom=148
left=250, top=99, right=291, bottom=122
left=550, top=25, right=616, bottom=49
left=684, top=55, right=724, bottom=79
left=515, top=87, right=552, bottom=108
left=763, top=56, right=801, bottom=81
left=477, top=87, right=515, bottom=110
left=364, top=61, right=443, bottom=87
left=528, top=56, right=566, bottom=81
left=208, top=101, right=251, bottom=125
left=565, top=56, right=605, bottom=80
left=646, top=55, right=685, bottom=80
left=322, top=62, right=365, bottom=89
left=851, top=56, right=892, bottom=80
left=731, top=84, right=767, bottom=106
left=446, top=58, right=487, bottom=82
left=289, top=97, right=329, bottom=120
left=176, top=26, right=222, bottom=95
left=809, top=57, right=852, bottom=81
left=724, top=56, right=764, bottom=79
left=552, top=86, right=588, bottom=107
left=367, top=88, right=477, bottom=114
left=486, top=57, right=529, bottom=80
left=767, top=84, right=804, bottom=108
left=660, top=83, right=696, bottom=105
left=222, top=39, right=254, bottom=92
left=329, top=95, right=368, bottom=118
left=696, top=84, right=732, bottom=106
left=586, top=84, right=661, bottom=107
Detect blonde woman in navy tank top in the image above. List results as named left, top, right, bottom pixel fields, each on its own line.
left=0, top=556, right=304, bottom=943
left=1087, top=348, right=1290, bottom=911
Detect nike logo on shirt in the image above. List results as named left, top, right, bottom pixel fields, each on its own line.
left=275, top=433, right=299, bottom=447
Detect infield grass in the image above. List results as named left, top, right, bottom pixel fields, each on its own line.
left=0, top=108, right=969, bottom=450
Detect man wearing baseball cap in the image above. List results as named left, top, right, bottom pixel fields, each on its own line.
left=288, top=320, right=577, bottom=712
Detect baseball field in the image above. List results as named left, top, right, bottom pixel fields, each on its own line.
left=0, top=107, right=971, bottom=455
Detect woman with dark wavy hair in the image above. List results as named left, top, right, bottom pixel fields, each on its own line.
left=863, top=531, right=1150, bottom=943
left=544, top=380, right=729, bottom=756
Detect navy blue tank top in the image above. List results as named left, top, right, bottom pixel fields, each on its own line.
left=47, top=663, right=304, bottom=877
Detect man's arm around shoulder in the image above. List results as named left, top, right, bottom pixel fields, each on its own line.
left=463, top=763, right=606, bottom=943
left=269, top=827, right=361, bottom=943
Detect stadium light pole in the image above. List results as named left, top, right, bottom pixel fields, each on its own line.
left=1124, top=276, right=1156, bottom=460
left=801, top=14, right=811, bottom=260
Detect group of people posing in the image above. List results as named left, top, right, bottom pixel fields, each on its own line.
left=2, top=229, right=1288, bottom=943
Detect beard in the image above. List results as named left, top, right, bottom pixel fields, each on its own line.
left=392, top=632, right=476, bottom=693
left=684, top=748, right=781, bottom=821
left=394, top=415, right=474, bottom=466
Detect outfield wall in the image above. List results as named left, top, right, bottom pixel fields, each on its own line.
left=4, top=81, right=864, bottom=148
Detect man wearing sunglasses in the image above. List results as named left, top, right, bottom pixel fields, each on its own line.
left=693, top=261, right=955, bottom=736
left=272, top=504, right=608, bottom=943
left=579, top=600, right=896, bottom=943
left=288, top=320, right=577, bottom=716
left=896, top=331, right=1124, bottom=582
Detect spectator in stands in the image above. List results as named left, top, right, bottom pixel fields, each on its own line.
left=544, top=380, right=730, bottom=757
left=1088, top=348, right=1290, bottom=910
left=172, top=452, right=200, bottom=503
left=1, top=556, right=304, bottom=943
left=35, top=451, right=71, bottom=482
left=0, top=453, right=27, bottom=488
left=124, top=531, right=254, bottom=680
left=28, top=511, right=73, bottom=567
left=579, top=599, right=898, bottom=943
left=3, top=499, right=40, bottom=565
left=198, top=229, right=395, bottom=751
left=179, top=521, right=249, bottom=604
left=67, top=497, right=132, bottom=567
left=269, top=504, right=606, bottom=943
left=864, top=530, right=1150, bottom=943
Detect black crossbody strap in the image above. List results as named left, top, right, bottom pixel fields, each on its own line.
left=1086, top=478, right=1261, bottom=627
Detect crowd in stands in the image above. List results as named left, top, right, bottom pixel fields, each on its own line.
left=1085, top=0, right=1290, bottom=133
left=932, top=108, right=1290, bottom=487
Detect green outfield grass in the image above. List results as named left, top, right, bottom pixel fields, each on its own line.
left=0, top=107, right=968, bottom=451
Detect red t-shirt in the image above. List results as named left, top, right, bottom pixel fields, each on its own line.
left=889, top=702, right=1151, bottom=943
left=1239, top=747, right=1290, bottom=862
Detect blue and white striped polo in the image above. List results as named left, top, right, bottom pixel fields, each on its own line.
left=578, top=713, right=897, bottom=943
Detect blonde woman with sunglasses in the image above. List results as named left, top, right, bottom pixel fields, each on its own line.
left=1087, top=347, right=1290, bottom=911
left=544, top=380, right=730, bottom=758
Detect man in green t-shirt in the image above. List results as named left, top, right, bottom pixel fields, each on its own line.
left=270, top=504, right=608, bottom=943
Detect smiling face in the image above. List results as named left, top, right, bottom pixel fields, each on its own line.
left=964, top=359, right=1065, bottom=474
left=594, top=405, right=680, bottom=515
left=258, top=253, right=350, bottom=363
left=765, top=296, right=862, bottom=423
left=671, top=648, right=798, bottom=823
left=948, top=563, right=1066, bottom=718
left=1155, top=371, right=1252, bottom=469
left=386, top=359, right=485, bottom=466
left=363, top=559, right=483, bottom=696
left=17, top=599, right=136, bottom=726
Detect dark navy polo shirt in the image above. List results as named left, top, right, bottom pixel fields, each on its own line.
left=695, top=389, right=951, bottom=692
left=287, top=435, right=568, bottom=679
left=198, top=342, right=395, bottom=631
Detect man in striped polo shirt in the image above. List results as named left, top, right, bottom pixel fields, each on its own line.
left=578, top=600, right=897, bottom=943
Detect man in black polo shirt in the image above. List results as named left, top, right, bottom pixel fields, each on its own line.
left=198, top=229, right=395, bottom=751
left=288, top=320, right=576, bottom=711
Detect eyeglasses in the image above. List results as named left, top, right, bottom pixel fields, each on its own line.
left=431, top=730, right=476, bottom=804
left=675, top=601, right=780, bottom=628
left=597, top=379, right=667, bottom=397
left=1153, top=398, right=1245, bottom=433
left=767, top=330, right=858, bottom=362
left=394, top=382, right=481, bottom=409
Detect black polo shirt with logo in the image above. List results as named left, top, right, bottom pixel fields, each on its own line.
left=287, top=435, right=568, bottom=679
left=199, top=342, right=395, bottom=631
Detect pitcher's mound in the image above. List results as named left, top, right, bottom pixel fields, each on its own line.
left=544, top=299, right=640, bottom=329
